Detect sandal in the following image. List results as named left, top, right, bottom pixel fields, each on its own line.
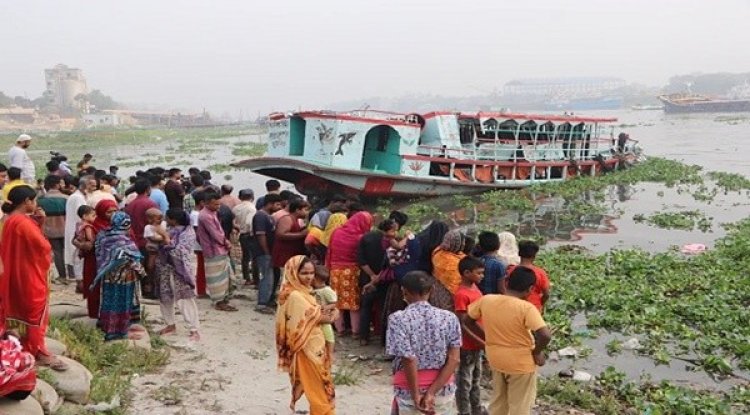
left=215, top=302, right=238, bottom=312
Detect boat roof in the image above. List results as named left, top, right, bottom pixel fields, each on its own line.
left=270, top=109, right=617, bottom=125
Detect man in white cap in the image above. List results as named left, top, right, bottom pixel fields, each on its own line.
left=8, top=134, right=36, bottom=184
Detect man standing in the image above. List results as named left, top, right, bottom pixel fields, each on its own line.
left=123, top=179, right=159, bottom=297
left=197, top=191, right=237, bottom=312
left=254, top=179, right=281, bottom=210
left=219, top=185, right=241, bottom=210
left=148, top=174, right=169, bottom=214
left=8, top=134, right=35, bottom=185
left=65, top=176, right=92, bottom=292
left=164, top=168, right=185, bottom=210
left=37, top=175, right=69, bottom=280
left=232, top=189, right=256, bottom=286
left=463, top=267, right=552, bottom=415
left=87, top=174, right=117, bottom=208
left=252, top=193, right=282, bottom=314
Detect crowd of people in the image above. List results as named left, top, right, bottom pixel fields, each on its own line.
left=0, top=133, right=555, bottom=414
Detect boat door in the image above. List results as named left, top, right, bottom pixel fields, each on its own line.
left=361, top=125, right=401, bottom=174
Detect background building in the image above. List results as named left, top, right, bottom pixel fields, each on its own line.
left=43, top=64, right=88, bottom=113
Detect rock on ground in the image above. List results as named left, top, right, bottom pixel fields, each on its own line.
left=0, top=396, right=44, bottom=415
left=44, top=338, right=67, bottom=357
left=45, top=357, right=92, bottom=405
left=48, top=304, right=88, bottom=320
left=32, top=379, right=63, bottom=415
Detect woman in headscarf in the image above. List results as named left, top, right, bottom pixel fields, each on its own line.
left=497, top=231, right=521, bottom=266
left=94, top=211, right=146, bottom=341
left=156, top=209, right=200, bottom=341
left=326, top=211, right=372, bottom=338
left=320, top=212, right=347, bottom=248
left=430, top=230, right=466, bottom=310
left=416, top=221, right=450, bottom=273
left=82, top=199, right=118, bottom=319
left=0, top=186, right=68, bottom=371
left=276, top=255, right=336, bottom=415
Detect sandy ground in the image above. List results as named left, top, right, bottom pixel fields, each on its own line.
left=52, top=282, right=395, bottom=415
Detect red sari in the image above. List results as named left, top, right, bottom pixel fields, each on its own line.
left=0, top=214, right=52, bottom=358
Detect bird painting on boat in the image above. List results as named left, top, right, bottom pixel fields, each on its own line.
left=316, top=124, right=334, bottom=144
left=335, top=132, right=357, bottom=156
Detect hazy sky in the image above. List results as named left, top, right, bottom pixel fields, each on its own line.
left=1, top=0, right=749, bottom=115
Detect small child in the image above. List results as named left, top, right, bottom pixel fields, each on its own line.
left=143, top=208, right=170, bottom=281
left=454, top=256, right=486, bottom=415
left=72, top=205, right=96, bottom=258
left=312, top=264, right=337, bottom=362
left=506, top=240, right=550, bottom=313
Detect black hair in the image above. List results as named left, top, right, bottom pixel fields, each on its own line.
left=462, top=234, right=476, bottom=256
left=347, top=202, right=365, bottom=218
left=43, top=175, right=62, bottom=190
left=148, top=173, right=162, bottom=187
left=264, top=193, right=283, bottom=206
left=265, top=179, right=281, bottom=191
left=507, top=266, right=537, bottom=292
left=279, top=190, right=295, bottom=201
left=190, top=174, right=205, bottom=188
left=94, top=169, right=106, bottom=180
left=83, top=153, right=93, bottom=159
left=134, top=178, right=150, bottom=195
left=221, top=184, right=233, bottom=195
left=289, top=198, right=311, bottom=213
left=298, top=256, right=313, bottom=273
left=203, top=190, right=221, bottom=202
left=2, top=185, right=36, bottom=214
left=109, top=165, right=118, bottom=173
left=518, top=240, right=540, bottom=259
left=63, top=174, right=74, bottom=188
left=168, top=168, right=182, bottom=177
left=77, top=204, right=94, bottom=218
left=377, top=219, right=398, bottom=232
left=85, top=166, right=96, bottom=175
left=458, top=256, right=485, bottom=275
left=238, top=190, right=254, bottom=201
left=166, top=208, right=190, bottom=226
left=330, top=194, right=347, bottom=203
left=100, top=174, right=116, bottom=185
left=0, top=163, right=6, bottom=172
left=8, top=167, right=21, bottom=180
left=199, top=170, right=211, bottom=181
left=388, top=211, right=409, bottom=228
left=401, top=271, right=434, bottom=296
left=314, top=264, right=330, bottom=282
left=188, top=167, right=200, bottom=175
left=46, top=160, right=60, bottom=172
left=192, top=190, right=206, bottom=205
left=478, top=231, right=500, bottom=253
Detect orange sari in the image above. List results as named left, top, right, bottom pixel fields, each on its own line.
left=431, top=248, right=466, bottom=294
left=276, top=256, right=335, bottom=414
left=0, top=213, right=52, bottom=357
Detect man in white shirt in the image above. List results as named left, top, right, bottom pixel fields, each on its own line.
left=65, top=176, right=93, bottom=292
left=8, top=134, right=35, bottom=184
left=232, top=189, right=257, bottom=286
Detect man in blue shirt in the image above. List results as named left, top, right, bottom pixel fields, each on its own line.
left=477, top=231, right=507, bottom=295
left=148, top=173, right=169, bottom=214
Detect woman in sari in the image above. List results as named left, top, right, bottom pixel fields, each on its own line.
left=276, top=255, right=336, bottom=415
left=0, top=185, right=68, bottom=371
left=326, top=211, right=372, bottom=337
left=497, top=231, right=521, bottom=266
left=82, top=199, right=118, bottom=319
left=94, top=211, right=145, bottom=341
left=430, top=230, right=466, bottom=310
left=157, top=209, right=200, bottom=341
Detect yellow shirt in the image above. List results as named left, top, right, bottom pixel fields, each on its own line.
left=467, top=294, right=546, bottom=374
left=2, top=180, right=26, bottom=201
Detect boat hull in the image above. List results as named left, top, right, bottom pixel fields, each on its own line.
left=659, top=96, right=750, bottom=113
left=233, top=156, right=633, bottom=199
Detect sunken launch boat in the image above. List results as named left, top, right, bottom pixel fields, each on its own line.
left=234, top=110, right=639, bottom=199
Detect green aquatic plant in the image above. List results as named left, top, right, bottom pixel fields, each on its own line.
left=635, top=210, right=713, bottom=232
left=708, top=171, right=750, bottom=192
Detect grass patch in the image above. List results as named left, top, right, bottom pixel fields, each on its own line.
left=633, top=210, right=713, bottom=232
left=332, top=362, right=362, bottom=386
left=48, top=318, right=169, bottom=412
left=231, top=143, right=267, bottom=157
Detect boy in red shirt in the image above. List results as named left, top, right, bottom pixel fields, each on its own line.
left=454, top=256, right=486, bottom=415
left=506, top=240, right=550, bottom=312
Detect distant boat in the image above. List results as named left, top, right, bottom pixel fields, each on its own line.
left=234, top=110, right=640, bottom=199
left=630, top=104, right=664, bottom=111
left=658, top=93, right=750, bottom=114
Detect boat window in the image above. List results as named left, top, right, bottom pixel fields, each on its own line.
left=519, top=120, right=536, bottom=142
left=289, top=116, right=306, bottom=156
left=497, top=120, right=518, bottom=141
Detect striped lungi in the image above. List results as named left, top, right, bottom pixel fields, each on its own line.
left=204, top=255, right=231, bottom=304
